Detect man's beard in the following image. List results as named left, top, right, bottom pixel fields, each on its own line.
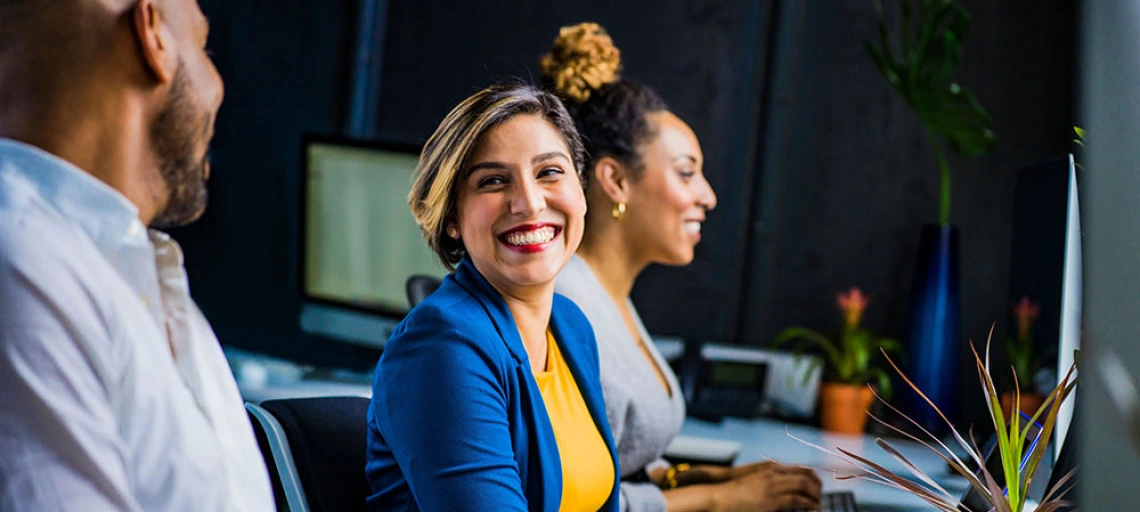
left=150, top=65, right=212, bottom=229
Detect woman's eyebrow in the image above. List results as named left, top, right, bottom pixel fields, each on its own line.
left=466, top=161, right=511, bottom=174
left=533, top=152, right=571, bottom=165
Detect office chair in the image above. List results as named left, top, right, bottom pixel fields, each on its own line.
left=247, top=406, right=292, bottom=511
left=405, top=274, right=442, bottom=308
left=246, top=397, right=371, bottom=512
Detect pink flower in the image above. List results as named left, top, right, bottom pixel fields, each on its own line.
left=837, top=287, right=869, bottom=329
left=1012, top=296, right=1040, bottom=341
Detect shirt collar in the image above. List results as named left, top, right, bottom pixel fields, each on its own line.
left=0, top=138, right=147, bottom=249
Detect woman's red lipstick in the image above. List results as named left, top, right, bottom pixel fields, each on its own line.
left=498, top=223, right=562, bottom=254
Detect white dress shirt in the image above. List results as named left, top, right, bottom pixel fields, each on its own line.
left=0, top=139, right=275, bottom=511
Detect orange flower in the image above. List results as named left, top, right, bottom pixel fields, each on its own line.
left=837, top=287, right=869, bottom=329
left=1012, top=296, right=1040, bottom=341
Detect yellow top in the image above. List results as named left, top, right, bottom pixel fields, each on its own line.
left=534, top=330, right=614, bottom=512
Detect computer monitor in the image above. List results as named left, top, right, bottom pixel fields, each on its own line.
left=1005, top=155, right=1081, bottom=454
left=299, top=134, right=448, bottom=348
left=1044, top=407, right=1078, bottom=510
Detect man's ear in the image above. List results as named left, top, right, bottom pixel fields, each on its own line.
left=592, top=156, right=631, bottom=204
left=131, top=0, right=176, bottom=83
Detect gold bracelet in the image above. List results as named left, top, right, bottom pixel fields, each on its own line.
left=664, top=463, right=691, bottom=489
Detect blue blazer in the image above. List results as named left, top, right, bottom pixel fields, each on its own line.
left=365, top=259, right=620, bottom=511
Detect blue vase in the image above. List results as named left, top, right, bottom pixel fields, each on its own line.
left=903, top=224, right=961, bottom=433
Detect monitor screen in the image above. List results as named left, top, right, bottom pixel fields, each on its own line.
left=302, top=137, right=448, bottom=317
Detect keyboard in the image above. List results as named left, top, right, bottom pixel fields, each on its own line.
left=789, top=490, right=858, bottom=512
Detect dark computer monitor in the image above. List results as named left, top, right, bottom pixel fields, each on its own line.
left=298, top=134, right=448, bottom=348
left=1005, top=155, right=1081, bottom=450
left=1044, top=412, right=1078, bottom=511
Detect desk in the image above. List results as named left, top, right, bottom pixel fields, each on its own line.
left=680, top=417, right=971, bottom=511
left=240, top=378, right=371, bottom=403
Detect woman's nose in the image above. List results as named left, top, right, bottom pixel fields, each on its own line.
left=510, top=180, right=546, bottom=216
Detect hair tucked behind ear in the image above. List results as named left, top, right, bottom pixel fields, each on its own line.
left=540, top=22, right=668, bottom=176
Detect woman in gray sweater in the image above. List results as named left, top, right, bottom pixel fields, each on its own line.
left=546, top=23, right=823, bottom=512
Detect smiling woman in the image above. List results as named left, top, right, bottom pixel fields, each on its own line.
left=365, top=83, right=620, bottom=512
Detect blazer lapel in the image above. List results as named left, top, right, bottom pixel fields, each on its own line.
left=548, top=299, right=620, bottom=499
left=452, top=259, right=530, bottom=366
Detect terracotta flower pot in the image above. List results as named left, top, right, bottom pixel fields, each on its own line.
left=819, top=383, right=875, bottom=434
left=1000, top=391, right=1046, bottom=420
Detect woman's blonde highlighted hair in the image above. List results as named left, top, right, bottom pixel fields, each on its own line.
left=408, top=83, right=586, bottom=270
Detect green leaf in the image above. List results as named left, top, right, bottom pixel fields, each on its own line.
left=869, top=367, right=894, bottom=400
left=876, top=337, right=903, bottom=353
left=773, top=327, right=842, bottom=378
left=864, top=0, right=996, bottom=222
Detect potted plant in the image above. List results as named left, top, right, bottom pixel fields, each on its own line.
left=1002, top=296, right=1049, bottom=418
left=794, top=331, right=1078, bottom=512
left=774, top=287, right=902, bottom=434
left=865, top=0, right=998, bottom=432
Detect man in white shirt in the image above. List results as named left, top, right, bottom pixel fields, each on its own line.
left=0, top=0, right=274, bottom=510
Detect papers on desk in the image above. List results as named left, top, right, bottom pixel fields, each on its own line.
left=664, top=435, right=743, bottom=466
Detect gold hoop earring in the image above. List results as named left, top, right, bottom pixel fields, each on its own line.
left=447, top=226, right=459, bottom=239
left=611, top=202, right=626, bottom=220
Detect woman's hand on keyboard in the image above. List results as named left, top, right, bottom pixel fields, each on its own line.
left=680, top=461, right=784, bottom=484
left=708, top=463, right=822, bottom=512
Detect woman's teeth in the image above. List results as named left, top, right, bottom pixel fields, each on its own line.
left=504, top=226, right=556, bottom=246
left=684, top=221, right=702, bottom=235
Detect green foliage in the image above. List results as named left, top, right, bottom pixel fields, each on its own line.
left=865, top=0, right=997, bottom=225
left=1073, top=126, right=1086, bottom=171
left=773, top=325, right=902, bottom=399
left=1004, top=297, right=1050, bottom=392
left=1004, top=336, right=1051, bottom=393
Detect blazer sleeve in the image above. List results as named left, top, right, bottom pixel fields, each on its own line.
left=371, top=304, right=528, bottom=511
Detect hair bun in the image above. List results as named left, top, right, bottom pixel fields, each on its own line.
left=540, top=22, right=621, bottom=103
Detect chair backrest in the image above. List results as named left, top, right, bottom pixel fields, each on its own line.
left=247, top=397, right=371, bottom=512
left=247, top=405, right=294, bottom=511
left=406, top=274, right=442, bottom=308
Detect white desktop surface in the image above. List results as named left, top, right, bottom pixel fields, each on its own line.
left=239, top=378, right=372, bottom=403
left=680, top=417, right=971, bottom=511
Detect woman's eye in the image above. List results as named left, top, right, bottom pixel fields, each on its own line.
left=538, top=167, right=565, bottom=179
left=678, top=170, right=696, bottom=181
left=478, top=176, right=506, bottom=188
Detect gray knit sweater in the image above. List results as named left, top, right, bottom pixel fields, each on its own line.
left=555, top=255, right=686, bottom=512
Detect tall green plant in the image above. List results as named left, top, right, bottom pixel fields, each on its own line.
left=865, top=0, right=997, bottom=225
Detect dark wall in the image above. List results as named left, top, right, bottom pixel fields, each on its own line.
left=735, top=1, right=1074, bottom=425
left=171, top=1, right=377, bottom=368
left=175, top=0, right=1076, bottom=403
